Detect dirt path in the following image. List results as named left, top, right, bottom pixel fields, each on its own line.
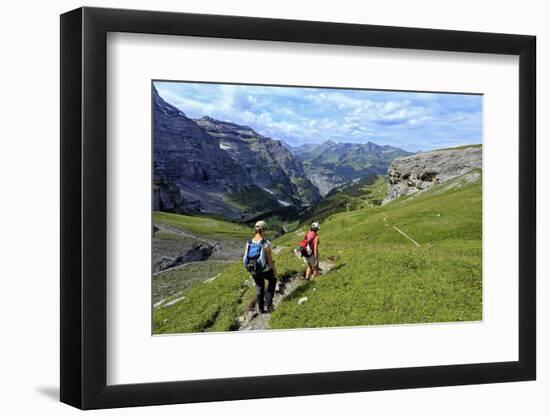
left=237, top=259, right=335, bottom=331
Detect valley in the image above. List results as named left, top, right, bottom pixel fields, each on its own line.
left=292, top=140, right=411, bottom=196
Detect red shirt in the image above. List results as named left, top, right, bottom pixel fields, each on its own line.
left=305, top=231, right=319, bottom=248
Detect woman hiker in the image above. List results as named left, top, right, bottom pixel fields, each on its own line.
left=304, top=222, right=321, bottom=280
left=243, top=220, right=278, bottom=314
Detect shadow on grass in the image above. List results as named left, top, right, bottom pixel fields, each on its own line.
left=284, top=262, right=346, bottom=301
left=279, top=269, right=299, bottom=282
left=285, top=280, right=315, bottom=301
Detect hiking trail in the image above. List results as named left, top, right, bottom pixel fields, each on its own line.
left=236, top=257, right=335, bottom=331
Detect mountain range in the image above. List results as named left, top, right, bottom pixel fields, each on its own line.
left=153, top=87, right=410, bottom=219
left=153, top=87, right=319, bottom=220
left=291, top=140, right=412, bottom=196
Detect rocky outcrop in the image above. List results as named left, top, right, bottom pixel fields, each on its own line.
left=153, top=180, right=190, bottom=213
left=291, top=140, right=411, bottom=196
left=383, top=146, right=482, bottom=203
left=153, top=242, right=218, bottom=273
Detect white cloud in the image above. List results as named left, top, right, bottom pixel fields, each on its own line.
left=156, top=82, right=482, bottom=150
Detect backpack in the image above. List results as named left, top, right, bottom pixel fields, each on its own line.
left=243, top=239, right=267, bottom=276
left=298, top=231, right=317, bottom=258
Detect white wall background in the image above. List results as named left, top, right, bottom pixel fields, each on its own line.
left=0, top=0, right=546, bottom=415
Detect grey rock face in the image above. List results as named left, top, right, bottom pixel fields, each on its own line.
left=153, top=87, right=320, bottom=219
left=196, top=116, right=320, bottom=206
left=153, top=180, right=189, bottom=212
left=383, top=146, right=482, bottom=203
left=153, top=86, right=255, bottom=218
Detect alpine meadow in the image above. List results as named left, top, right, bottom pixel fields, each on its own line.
left=152, top=81, right=483, bottom=334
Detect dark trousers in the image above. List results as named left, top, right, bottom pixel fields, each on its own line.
left=253, top=269, right=276, bottom=311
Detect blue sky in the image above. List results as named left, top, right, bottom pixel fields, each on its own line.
left=154, top=81, right=482, bottom=152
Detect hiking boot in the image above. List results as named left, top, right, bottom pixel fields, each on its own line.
left=265, top=305, right=274, bottom=314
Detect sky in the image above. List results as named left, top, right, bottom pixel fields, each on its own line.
left=154, top=81, right=482, bottom=152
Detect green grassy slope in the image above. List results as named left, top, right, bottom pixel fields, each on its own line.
left=154, top=260, right=235, bottom=305
left=270, top=178, right=482, bottom=328
left=153, top=176, right=482, bottom=334
left=154, top=212, right=251, bottom=238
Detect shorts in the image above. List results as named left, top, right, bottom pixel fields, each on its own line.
left=304, top=255, right=317, bottom=268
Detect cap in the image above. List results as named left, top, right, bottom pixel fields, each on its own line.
left=311, top=222, right=320, bottom=230
left=255, top=220, right=267, bottom=231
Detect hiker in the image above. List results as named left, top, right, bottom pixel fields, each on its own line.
left=243, top=220, right=278, bottom=314
left=301, top=222, right=320, bottom=280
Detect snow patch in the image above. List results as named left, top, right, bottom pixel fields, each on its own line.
left=263, top=187, right=291, bottom=206
left=219, top=143, right=232, bottom=151
left=277, top=199, right=291, bottom=207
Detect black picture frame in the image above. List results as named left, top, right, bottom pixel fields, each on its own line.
left=60, top=6, right=536, bottom=410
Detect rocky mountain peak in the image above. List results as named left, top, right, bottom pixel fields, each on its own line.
left=153, top=87, right=186, bottom=117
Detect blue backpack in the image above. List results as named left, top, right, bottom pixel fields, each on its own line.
left=243, top=239, right=267, bottom=276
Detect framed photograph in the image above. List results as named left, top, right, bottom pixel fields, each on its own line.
left=60, top=7, right=536, bottom=409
